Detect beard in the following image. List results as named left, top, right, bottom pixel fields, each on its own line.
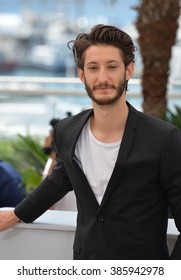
left=84, top=73, right=127, bottom=106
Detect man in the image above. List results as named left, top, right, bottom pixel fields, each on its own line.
left=0, top=24, right=181, bottom=259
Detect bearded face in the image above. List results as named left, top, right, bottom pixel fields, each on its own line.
left=84, top=71, right=127, bottom=106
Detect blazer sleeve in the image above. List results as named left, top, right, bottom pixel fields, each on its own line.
left=160, top=127, right=181, bottom=259
left=14, top=156, right=73, bottom=223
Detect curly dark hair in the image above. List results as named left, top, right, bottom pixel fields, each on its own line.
left=67, top=24, right=136, bottom=70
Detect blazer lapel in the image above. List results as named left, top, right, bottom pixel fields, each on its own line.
left=72, top=159, right=100, bottom=210
left=56, top=108, right=93, bottom=160
left=64, top=109, right=100, bottom=210
left=99, top=103, right=138, bottom=210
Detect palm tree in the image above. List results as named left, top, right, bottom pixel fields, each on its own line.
left=135, top=0, right=180, bottom=117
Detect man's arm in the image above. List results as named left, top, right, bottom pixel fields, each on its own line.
left=160, top=127, right=181, bottom=259
left=1, top=157, right=72, bottom=227
left=0, top=210, right=20, bottom=231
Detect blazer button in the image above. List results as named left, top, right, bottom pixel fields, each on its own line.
left=97, top=215, right=104, bottom=222
left=92, top=253, right=96, bottom=259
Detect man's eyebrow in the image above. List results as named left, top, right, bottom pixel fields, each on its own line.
left=107, top=60, right=120, bottom=63
left=86, top=60, right=120, bottom=65
left=86, top=61, right=98, bottom=65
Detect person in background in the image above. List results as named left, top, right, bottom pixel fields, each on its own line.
left=42, top=112, right=73, bottom=178
left=42, top=118, right=60, bottom=179
left=0, top=24, right=181, bottom=260
left=42, top=114, right=77, bottom=211
left=0, top=160, right=26, bottom=208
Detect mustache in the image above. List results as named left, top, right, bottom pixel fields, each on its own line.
left=93, top=83, right=115, bottom=90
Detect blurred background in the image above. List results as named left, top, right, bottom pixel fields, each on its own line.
left=0, top=0, right=180, bottom=135
left=0, top=0, right=142, bottom=136
left=0, top=0, right=139, bottom=77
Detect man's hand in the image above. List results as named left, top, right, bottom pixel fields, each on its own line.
left=0, top=210, right=20, bottom=231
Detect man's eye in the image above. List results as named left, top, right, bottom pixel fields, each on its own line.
left=89, top=66, right=97, bottom=71
left=109, top=65, right=117, bottom=69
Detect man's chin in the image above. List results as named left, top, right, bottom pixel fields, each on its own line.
left=92, top=97, right=119, bottom=106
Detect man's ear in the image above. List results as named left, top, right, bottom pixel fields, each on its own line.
left=77, top=68, right=85, bottom=83
left=126, top=62, right=134, bottom=80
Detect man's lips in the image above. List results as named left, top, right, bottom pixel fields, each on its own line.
left=94, top=85, right=114, bottom=90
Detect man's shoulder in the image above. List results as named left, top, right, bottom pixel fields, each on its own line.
left=53, top=109, right=93, bottom=150
left=138, top=110, right=174, bottom=129
left=56, top=109, right=92, bottom=129
left=128, top=103, right=176, bottom=135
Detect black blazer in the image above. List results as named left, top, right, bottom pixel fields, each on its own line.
left=15, top=103, right=181, bottom=259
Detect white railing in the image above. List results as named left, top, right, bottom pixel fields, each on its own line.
left=0, top=76, right=140, bottom=96
left=0, top=75, right=180, bottom=97
left=0, top=76, right=181, bottom=137
left=0, top=209, right=77, bottom=260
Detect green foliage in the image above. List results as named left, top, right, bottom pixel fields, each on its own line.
left=0, top=135, right=48, bottom=193
left=162, top=106, right=181, bottom=130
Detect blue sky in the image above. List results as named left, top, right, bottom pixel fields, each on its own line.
left=0, top=0, right=139, bottom=26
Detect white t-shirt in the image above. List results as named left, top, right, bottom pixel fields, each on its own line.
left=75, top=119, right=121, bottom=204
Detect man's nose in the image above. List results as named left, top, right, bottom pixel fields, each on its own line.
left=97, top=68, right=108, bottom=83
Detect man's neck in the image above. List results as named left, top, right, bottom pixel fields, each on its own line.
left=90, top=100, right=129, bottom=143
